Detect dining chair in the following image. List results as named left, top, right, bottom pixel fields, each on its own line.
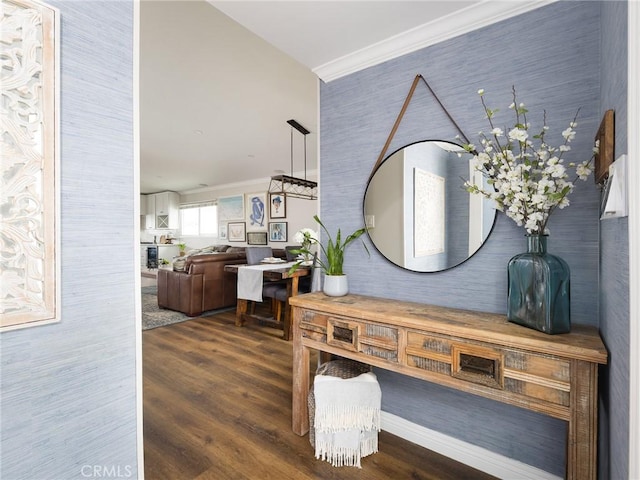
left=244, top=246, right=284, bottom=316
left=263, top=253, right=319, bottom=330
left=245, top=246, right=273, bottom=265
left=285, top=245, right=299, bottom=261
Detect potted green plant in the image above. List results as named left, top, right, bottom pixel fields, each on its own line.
left=291, top=215, right=368, bottom=296
left=177, top=243, right=187, bottom=256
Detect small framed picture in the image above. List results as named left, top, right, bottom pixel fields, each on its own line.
left=247, top=231, right=268, bottom=245
left=269, top=193, right=286, bottom=218
left=268, top=222, right=288, bottom=242
left=228, top=222, right=246, bottom=242
left=218, top=224, right=227, bottom=240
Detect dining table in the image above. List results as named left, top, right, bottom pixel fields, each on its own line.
left=224, top=261, right=310, bottom=340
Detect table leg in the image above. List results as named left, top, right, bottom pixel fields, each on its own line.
left=236, top=299, right=248, bottom=327
left=567, top=359, right=599, bottom=480
left=292, top=306, right=310, bottom=435
left=282, top=277, right=299, bottom=341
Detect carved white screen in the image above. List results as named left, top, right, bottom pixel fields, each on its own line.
left=1, top=0, right=59, bottom=329
left=413, top=167, right=445, bottom=257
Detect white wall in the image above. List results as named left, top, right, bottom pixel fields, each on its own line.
left=177, top=175, right=318, bottom=250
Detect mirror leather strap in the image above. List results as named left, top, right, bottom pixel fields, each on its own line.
left=370, top=74, right=473, bottom=181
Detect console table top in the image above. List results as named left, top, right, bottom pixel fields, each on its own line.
left=289, top=292, right=608, bottom=364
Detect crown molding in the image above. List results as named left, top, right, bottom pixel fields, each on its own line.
left=313, top=1, right=556, bottom=83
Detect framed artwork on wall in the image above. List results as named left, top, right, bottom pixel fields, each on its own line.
left=218, top=224, right=227, bottom=240
left=269, top=193, right=286, bottom=218
left=247, top=231, right=268, bottom=245
left=413, top=167, right=445, bottom=257
left=2, top=0, right=60, bottom=330
left=268, top=222, right=288, bottom=242
left=218, top=194, right=244, bottom=221
left=594, top=109, right=614, bottom=184
left=246, top=192, right=266, bottom=228
left=227, top=222, right=246, bottom=242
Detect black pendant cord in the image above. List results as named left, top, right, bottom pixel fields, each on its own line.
left=304, top=133, right=308, bottom=180
left=370, top=74, right=472, bottom=181
left=289, top=120, right=310, bottom=180
left=290, top=126, right=294, bottom=177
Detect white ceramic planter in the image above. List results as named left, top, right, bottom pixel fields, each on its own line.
left=323, top=274, right=348, bottom=297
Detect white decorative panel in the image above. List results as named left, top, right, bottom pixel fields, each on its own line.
left=1, top=0, right=59, bottom=329
left=413, top=167, right=445, bottom=257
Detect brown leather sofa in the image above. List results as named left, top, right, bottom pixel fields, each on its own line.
left=156, top=247, right=286, bottom=317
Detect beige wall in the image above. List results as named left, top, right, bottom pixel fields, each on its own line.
left=175, top=175, right=318, bottom=250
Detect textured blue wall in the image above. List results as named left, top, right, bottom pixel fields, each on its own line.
left=598, top=2, right=629, bottom=479
left=320, top=2, right=602, bottom=475
left=0, top=2, right=138, bottom=479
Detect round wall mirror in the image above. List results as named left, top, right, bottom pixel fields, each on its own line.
left=364, top=140, right=496, bottom=272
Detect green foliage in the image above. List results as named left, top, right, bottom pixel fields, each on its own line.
left=290, top=215, right=369, bottom=276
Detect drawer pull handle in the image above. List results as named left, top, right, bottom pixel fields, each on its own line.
left=459, top=353, right=496, bottom=377
left=332, top=325, right=353, bottom=344
left=327, top=318, right=359, bottom=352
left=452, top=345, right=504, bottom=389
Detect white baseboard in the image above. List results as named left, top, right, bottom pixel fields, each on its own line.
left=381, top=411, right=562, bottom=480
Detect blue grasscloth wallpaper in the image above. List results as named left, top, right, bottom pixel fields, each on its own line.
left=0, top=2, right=138, bottom=479
left=0, top=1, right=628, bottom=479
left=319, top=2, right=622, bottom=476
left=598, top=2, right=629, bottom=479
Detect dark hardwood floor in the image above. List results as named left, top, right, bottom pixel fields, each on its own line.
left=143, top=309, right=497, bottom=480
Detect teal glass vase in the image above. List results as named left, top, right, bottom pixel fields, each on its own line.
left=507, top=235, right=571, bottom=334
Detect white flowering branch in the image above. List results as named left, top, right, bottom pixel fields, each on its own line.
left=464, top=87, right=598, bottom=235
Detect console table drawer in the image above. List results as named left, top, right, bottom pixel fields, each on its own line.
left=299, top=309, right=399, bottom=362
left=406, top=331, right=571, bottom=407
left=358, top=322, right=399, bottom=362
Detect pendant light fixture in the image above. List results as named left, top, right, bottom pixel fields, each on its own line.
left=268, top=119, right=317, bottom=200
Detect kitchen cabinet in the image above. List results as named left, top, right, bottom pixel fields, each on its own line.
left=140, top=245, right=148, bottom=268
left=153, top=191, right=179, bottom=229
left=154, top=192, right=172, bottom=215
left=143, top=191, right=179, bottom=229
left=144, top=195, right=155, bottom=229
left=140, top=195, right=155, bottom=230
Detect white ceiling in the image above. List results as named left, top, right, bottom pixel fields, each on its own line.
left=209, top=1, right=478, bottom=73
left=140, top=0, right=549, bottom=195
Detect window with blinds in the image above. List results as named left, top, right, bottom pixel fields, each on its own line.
left=180, top=202, right=218, bottom=236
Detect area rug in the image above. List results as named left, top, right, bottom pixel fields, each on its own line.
left=141, top=286, right=233, bottom=330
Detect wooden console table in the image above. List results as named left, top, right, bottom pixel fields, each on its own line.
left=290, top=292, right=607, bottom=480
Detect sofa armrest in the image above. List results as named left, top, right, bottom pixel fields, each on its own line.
left=157, top=269, right=204, bottom=317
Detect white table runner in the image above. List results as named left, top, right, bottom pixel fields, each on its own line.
left=237, top=262, right=296, bottom=302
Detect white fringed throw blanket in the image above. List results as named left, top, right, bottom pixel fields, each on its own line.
left=313, top=371, right=381, bottom=468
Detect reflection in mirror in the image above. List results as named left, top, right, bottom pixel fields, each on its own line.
left=364, top=140, right=496, bottom=272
